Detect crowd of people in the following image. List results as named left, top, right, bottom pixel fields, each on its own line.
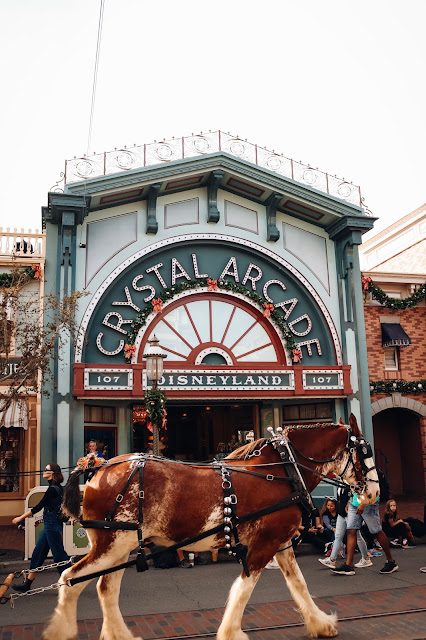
left=265, top=494, right=426, bottom=575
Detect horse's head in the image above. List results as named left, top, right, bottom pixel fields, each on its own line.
left=338, top=414, right=379, bottom=505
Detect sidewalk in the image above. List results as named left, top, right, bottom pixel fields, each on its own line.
left=1, top=585, right=426, bottom=639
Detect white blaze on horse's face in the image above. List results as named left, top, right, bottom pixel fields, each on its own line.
left=358, top=456, right=380, bottom=505
left=349, top=442, right=380, bottom=505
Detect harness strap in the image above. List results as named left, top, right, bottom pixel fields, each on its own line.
left=220, top=464, right=250, bottom=577
left=105, top=462, right=141, bottom=521
left=136, top=461, right=148, bottom=572
left=68, top=489, right=306, bottom=586
left=80, top=520, right=139, bottom=530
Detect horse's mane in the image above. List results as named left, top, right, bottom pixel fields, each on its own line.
left=225, top=438, right=268, bottom=460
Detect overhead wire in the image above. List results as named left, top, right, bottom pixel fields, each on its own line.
left=86, top=0, right=105, bottom=157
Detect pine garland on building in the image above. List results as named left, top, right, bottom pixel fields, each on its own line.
left=0, top=265, right=41, bottom=288
left=144, top=388, right=167, bottom=431
left=370, top=380, right=426, bottom=395
left=362, top=276, right=426, bottom=310
left=123, top=278, right=297, bottom=360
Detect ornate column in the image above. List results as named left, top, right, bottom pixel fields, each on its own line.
left=41, top=193, right=90, bottom=474
left=328, top=215, right=376, bottom=441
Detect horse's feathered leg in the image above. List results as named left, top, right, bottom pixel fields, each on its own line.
left=42, top=553, right=98, bottom=640
left=98, top=561, right=141, bottom=640
left=216, top=570, right=261, bottom=640
left=276, top=546, right=338, bottom=638
left=42, top=531, right=138, bottom=640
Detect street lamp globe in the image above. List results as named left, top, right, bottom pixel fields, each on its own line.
left=143, top=335, right=166, bottom=383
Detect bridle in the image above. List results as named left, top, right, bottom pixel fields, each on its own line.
left=268, top=424, right=378, bottom=496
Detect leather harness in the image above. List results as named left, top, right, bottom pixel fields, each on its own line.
left=69, top=428, right=374, bottom=586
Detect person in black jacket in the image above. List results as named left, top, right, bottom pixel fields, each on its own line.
left=11, top=462, right=71, bottom=592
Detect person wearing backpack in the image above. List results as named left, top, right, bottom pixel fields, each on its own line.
left=11, top=462, right=71, bottom=592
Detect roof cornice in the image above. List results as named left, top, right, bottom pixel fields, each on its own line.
left=64, top=152, right=367, bottom=219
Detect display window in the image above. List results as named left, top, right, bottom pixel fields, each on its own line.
left=84, top=405, right=117, bottom=460
left=0, top=426, right=24, bottom=495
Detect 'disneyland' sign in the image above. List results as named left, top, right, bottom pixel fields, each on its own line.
left=80, top=236, right=340, bottom=366
left=144, top=370, right=294, bottom=391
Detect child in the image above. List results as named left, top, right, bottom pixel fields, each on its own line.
left=382, top=499, right=416, bottom=548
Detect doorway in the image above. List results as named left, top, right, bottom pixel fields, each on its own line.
left=165, top=403, right=259, bottom=461
left=373, top=408, right=425, bottom=496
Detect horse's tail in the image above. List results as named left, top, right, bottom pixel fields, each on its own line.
left=62, top=468, right=84, bottom=519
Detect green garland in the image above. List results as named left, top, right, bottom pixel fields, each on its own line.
left=370, top=379, right=425, bottom=395
left=0, top=266, right=39, bottom=288
left=362, top=277, right=426, bottom=310
left=124, top=277, right=297, bottom=360
left=144, top=388, right=167, bottom=427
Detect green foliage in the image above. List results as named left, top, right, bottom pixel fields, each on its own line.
left=0, top=266, right=37, bottom=288
left=370, top=380, right=426, bottom=395
left=364, top=278, right=426, bottom=310
left=144, top=388, right=167, bottom=426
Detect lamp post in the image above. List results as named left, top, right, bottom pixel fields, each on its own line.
left=143, top=334, right=166, bottom=456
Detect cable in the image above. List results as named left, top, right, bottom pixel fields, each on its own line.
left=86, top=0, right=105, bottom=157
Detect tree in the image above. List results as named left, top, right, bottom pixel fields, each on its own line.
left=0, top=264, right=86, bottom=416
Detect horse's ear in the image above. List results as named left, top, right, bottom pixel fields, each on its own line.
left=349, top=413, right=361, bottom=436
left=339, top=417, right=345, bottom=425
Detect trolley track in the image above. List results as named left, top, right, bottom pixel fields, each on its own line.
left=138, top=607, right=426, bottom=640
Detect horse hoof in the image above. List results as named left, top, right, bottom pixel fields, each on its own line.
left=318, top=626, right=338, bottom=638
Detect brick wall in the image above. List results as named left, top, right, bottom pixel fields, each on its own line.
left=364, top=306, right=426, bottom=380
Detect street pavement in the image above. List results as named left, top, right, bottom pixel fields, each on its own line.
left=1, top=544, right=426, bottom=639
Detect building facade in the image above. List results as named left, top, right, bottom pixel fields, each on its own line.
left=41, top=133, right=375, bottom=499
left=360, top=204, right=426, bottom=497
left=0, top=228, right=45, bottom=523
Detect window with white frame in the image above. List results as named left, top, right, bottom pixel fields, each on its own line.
left=384, top=347, right=399, bottom=371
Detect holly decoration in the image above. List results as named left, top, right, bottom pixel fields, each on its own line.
left=369, top=380, right=425, bottom=395
left=362, top=276, right=426, bottom=310
left=123, top=278, right=297, bottom=361
left=144, top=388, right=167, bottom=430
left=0, top=265, right=41, bottom=288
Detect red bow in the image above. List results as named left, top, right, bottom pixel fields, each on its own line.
left=361, top=276, right=372, bottom=291
left=152, top=298, right=163, bottom=313
left=146, top=422, right=153, bottom=433
left=292, top=348, right=302, bottom=363
left=31, top=264, right=42, bottom=280
left=124, top=343, right=136, bottom=360
left=207, top=278, right=218, bottom=291
left=263, top=302, right=274, bottom=317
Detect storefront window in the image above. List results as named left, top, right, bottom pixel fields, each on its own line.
left=0, top=426, right=23, bottom=494
left=84, top=405, right=117, bottom=459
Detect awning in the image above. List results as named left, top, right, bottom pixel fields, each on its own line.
left=0, top=400, right=28, bottom=429
left=381, top=323, right=411, bottom=348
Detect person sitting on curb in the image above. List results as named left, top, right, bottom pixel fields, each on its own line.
left=382, top=499, right=416, bottom=548
left=331, top=489, right=398, bottom=575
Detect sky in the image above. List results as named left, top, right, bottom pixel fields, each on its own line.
left=1, top=0, right=425, bottom=240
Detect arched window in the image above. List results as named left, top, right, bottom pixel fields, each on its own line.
left=143, top=295, right=284, bottom=365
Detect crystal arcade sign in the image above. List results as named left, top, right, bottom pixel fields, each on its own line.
left=74, top=235, right=351, bottom=399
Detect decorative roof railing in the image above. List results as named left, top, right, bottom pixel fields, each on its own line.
left=0, top=228, right=45, bottom=260
left=63, top=131, right=365, bottom=208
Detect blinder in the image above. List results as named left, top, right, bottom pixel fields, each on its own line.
left=348, top=433, right=377, bottom=492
